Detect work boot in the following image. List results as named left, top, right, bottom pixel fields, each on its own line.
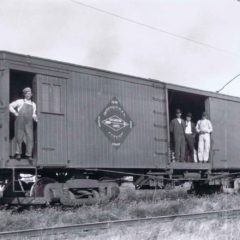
left=27, top=156, right=33, bottom=165
left=15, top=154, right=21, bottom=160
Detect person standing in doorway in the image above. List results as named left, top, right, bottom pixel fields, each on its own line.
left=185, top=113, right=196, bottom=162
left=9, top=87, right=38, bottom=162
left=170, top=109, right=186, bottom=162
left=196, top=112, right=213, bottom=162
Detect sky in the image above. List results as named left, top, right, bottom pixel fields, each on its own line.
left=1, top=0, right=240, bottom=96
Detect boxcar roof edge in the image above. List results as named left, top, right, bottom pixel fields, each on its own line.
left=1, top=50, right=240, bottom=103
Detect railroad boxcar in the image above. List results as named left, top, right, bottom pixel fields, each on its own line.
left=0, top=51, right=240, bottom=205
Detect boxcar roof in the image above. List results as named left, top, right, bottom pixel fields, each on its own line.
left=1, top=50, right=240, bottom=103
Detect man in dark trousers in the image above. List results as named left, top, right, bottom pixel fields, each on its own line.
left=185, top=113, right=196, bottom=162
left=170, top=109, right=186, bottom=162
left=9, top=87, right=38, bottom=162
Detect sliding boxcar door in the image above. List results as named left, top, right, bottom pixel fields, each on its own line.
left=209, top=97, right=240, bottom=169
left=36, top=74, right=67, bottom=166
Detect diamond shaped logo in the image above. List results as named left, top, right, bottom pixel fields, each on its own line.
left=102, top=115, right=129, bottom=132
left=96, top=97, right=134, bottom=148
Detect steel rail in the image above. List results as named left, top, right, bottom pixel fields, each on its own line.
left=0, top=208, right=240, bottom=239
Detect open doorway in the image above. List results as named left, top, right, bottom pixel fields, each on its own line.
left=9, top=70, right=37, bottom=160
left=168, top=89, right=209, bottom=163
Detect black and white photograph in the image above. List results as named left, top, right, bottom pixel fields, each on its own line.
left=1, top=0, right=240, bottom=239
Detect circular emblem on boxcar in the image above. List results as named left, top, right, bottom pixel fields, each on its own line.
left=96, top=97, right=134, bottom=148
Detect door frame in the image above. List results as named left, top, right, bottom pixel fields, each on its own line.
left=165, top=85, right=171, bottom=165
left=0, top=68, right=9, bottom=167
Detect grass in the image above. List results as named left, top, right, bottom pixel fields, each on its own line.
left=1, top=183, right=240, bottom=239
left=73, top=218, right=240, bottom=240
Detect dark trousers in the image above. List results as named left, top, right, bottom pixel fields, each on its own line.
left=174, top=135, right=185, bottom=162
left=15, top=104, right=33, bottom=157
left=185, top=134, right=195, bottom=162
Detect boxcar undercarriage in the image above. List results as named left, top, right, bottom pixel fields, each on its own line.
left=0, top=166, right=239, bottom=206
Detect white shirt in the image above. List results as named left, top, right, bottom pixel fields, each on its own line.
left=177, top=118, right=182, bottom=124
left=9, top=99, right=37, bottom=117
left=185, top=121, right=192, bottom=134
left=196, top=119, right=213, bottom=134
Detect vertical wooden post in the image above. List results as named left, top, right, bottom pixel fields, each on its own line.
left=0, top=67, right=9, bottom=167
left=165, top=85, right=171, bottom=165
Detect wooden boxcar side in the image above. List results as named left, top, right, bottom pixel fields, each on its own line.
left=66, top=71, right=168, bottom=169
left=1, top=51, right=240, bottom=172
left=0, top=51, right=169, bottom=169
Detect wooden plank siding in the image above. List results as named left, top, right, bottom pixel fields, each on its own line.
left=209, top=97, right=240, bottom=169
left=67, top=71, right=168, bottom=169
left=1, top=51, right=240, bottom=171
left=36, top=74, right=67, bottom=166
left=0, top=64, right=9, bottom=167
left=3, top=51, right=240, bottom=103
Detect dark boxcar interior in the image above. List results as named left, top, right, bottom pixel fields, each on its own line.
left=168, top=89, right=207, bottom=122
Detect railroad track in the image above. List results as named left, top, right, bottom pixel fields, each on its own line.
left=1, top=208, right=240, bottom=239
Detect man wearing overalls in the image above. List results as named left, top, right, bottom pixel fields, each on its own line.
left=9, top=87, right=38, bottom=162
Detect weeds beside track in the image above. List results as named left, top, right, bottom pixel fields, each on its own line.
left=0, top=208, right=240, bottom=239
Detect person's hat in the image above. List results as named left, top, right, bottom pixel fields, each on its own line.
left=175, top=109, right=182, bottom=114
left=22, top=87, right=32, bottom=94
left=186, top=112, right=192, bottom=118
left=202, top=112, right=207, bottom=117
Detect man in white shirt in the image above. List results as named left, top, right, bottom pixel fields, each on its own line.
left=185, top=113, right=196, bottom=162
left=196, top=112, right=213, bottom=162
left=9, top=87, right=38, bottom=162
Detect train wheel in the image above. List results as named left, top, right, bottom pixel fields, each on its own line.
left=107, top=183, right=120, bottom=200
left=60, top=189, right=100, bottom=206
left=30, top=177, right=56, bottom=198
left=99, top=183, right=120, bottom=203
left=92, top=190, right=100, bottom=203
